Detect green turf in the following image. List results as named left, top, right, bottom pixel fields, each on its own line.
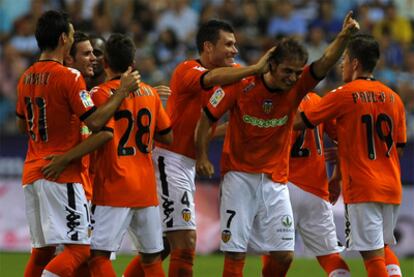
left=1, top=252, right=413, bottom=276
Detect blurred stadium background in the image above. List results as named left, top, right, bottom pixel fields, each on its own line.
left=0, top=0, right=413, bottom=275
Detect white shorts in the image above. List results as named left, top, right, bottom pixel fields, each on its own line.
left=345, top=203, right=399, bottom=251
left=220, top=171, right=294, bottom=253
left=153, top=148, right=196, bottom=232
left=91, top=205, right=163, bottom=254
left=23, top=180, right=91, bottom=248
left=288, top=182, right=344, bottom=256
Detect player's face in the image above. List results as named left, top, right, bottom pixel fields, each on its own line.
left=91, top=38, right=105, bottom=76
left=73, top=40, right=96, bottom=77
left=210, top=30, right=238, bottom=67
left=270, top=59, right=305, bottom=91
left=341, top=51, right=353, bottom=83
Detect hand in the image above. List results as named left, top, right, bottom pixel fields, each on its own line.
left=341, top=11, right=360, bottom=36
left=41, top=154, right=70, bottom=181
left=119, top=66, right=141, bottom=97
left=154, top=85, right=171, bottom=100
left=328, top=177, right=341, bottom=205
left=253, top=46, right=277, bottom=74
left=196, top=157, right=215, bottom=178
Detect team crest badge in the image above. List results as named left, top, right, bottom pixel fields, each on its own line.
left=281, top=215, right=293, bottom=228
left=182, top=208, right=192, bottom=222
left=221, top=229, right=232, bottom=243
left=262, top=99, right=273, bottom=114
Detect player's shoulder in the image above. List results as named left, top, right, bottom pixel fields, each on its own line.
left=176, top=59, right=207, bottom=73
left=59, top=66, right=83, bottom=81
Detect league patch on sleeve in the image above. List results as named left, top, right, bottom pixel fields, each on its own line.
left=192, top=65, right=207, bottom=72
left=79, top=90, right=94, bottom=108
left=209, top=88, right=225, bottom=107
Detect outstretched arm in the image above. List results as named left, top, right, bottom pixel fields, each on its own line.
left=202, top=47, right=276, bottom=88
left=312, top=11, right=360, bottom=78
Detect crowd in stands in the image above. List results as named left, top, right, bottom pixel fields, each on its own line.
left=0, top=0, right=413, bottom=138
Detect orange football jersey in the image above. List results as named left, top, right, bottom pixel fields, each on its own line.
left=302, top=78, right=406, bottom=204
left=16, top=61, right=95, bottom=185
left=204, top=66, right=320, bottom=184
left=156, top=60, right=214, bottom=159
left=289, top=92, right=336, bottom=201
left=90, top=79, right=171, bottom=207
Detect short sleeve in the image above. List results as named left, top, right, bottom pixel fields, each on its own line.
left=204, top=85, right=239, bottom=122
left=155, top=97, right=172, bottom=134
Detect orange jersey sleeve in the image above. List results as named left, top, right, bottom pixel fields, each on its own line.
left=92, top=80, right=171, bottom=207
left=302, top=79, right=406, bottom=204
left=204, top=66, right=321, bottom=183
left=289, top=93, right=330, bottom=201
left=156, top=60, right=217, bottom=159
left=16, top=61, right=95, bottom=185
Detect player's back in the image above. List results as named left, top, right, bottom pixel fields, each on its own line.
left=92, top=80, right=171, bottom=207
left=157, top=60, right=212, bottom=159
left=334, top=79, right=406, bottom=204
left=16, top=61, right=89, bottom=184
left=289, top=93, right=331, bottom=201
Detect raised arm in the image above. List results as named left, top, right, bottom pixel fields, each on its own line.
left=84, top=67, right=141, bottom=132
left=202, top=47, right=275, bottom=88
left=312, top=11, right=360, bottom=79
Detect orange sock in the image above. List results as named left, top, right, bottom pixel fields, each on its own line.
left=223, top=256, right=245, bottom=277
left=72, top=261, right=91, bottom=277
left=142, top=258, right=165, bottom=277
left=123, top=255, right=145, bottom=277
left=44, top=244, right=90, bottom=277
left=363, top=255, right=388, bottom=277
left=384, top=245, right=402, bottom=277
left=168, top=249, right=195, bottom=277
left=24, top=247, right=56, bottom=277
left=260, top=255, right=291, bottom=277
left=317, top=253, right=350, bottom=276
left=89, top=255, right=116, bottom=277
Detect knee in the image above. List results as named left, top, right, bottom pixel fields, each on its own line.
left=140, top=252, right=161, bottom=264
left=66, top=244, right=90, bottom=264
left=270, top=251, right=294, bottom=266
left=225, top=251, right=246, bottom=261
left=167, top=230, right=196, bottom=249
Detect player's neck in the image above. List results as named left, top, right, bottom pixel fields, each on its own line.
left=39, top=50, right=64, bottom=64
left=353, top=71, right=374, bottom=81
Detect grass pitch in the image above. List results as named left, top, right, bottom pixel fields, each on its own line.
left=1, top=252, right=413, bottom=276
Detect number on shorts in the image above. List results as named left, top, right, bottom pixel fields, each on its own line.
left=361, top=113, right=393, bottom=160
left=225, top=210, right=236, bottom=228
left=24, top=96, right=48, bottom=141
left=115, top=108, right=152, bottom=156
left=290, top=126, right=322, bottom=157
left=181, top=191, right=190, bottom=207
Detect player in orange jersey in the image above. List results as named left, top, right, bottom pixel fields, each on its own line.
left=196, top=12, right=359, bottom=277
left=86, top=33, right=172, bottom=277
left=295, top=34, right=406, bottom=277
left=288, top=92, right=350, bottom=276
left=150, top=19, right=273, bottom=277
left=16, top=10, right=140, bottom=277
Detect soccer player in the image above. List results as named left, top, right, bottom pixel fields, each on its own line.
left=148, top=19, right=273, bottom=277
left=195, top=12, right=359, bottom=277
left=16, top=10, right=140, bottom=277
left=295, top=34, right=406, bottom=277
left=85, top=33, right=172, bottom=277
left=287, top=92, right=350, bottom=276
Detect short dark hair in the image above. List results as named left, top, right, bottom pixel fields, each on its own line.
left=268, top=37, right=308, bottom=66
left=35, top=10, right=71, bottom=52
left=69, top=31, right=90, bottom=58
left=347, top=34, right=380, bottom=72
left=105, top=33, right=135, bottom=73
left=196, top=20, right=234, bottom=54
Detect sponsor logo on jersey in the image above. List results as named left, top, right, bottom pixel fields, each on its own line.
left=262, top=99, right=273, bottom=114
left=79, top=90, right=94, bottom=108
left=221, top=229, right=232, bottom=243
left=209, top=88, right=225, bottom=107
left=182, top=208, right=192, bottom=222
left=242, top=114, right=288, bottom=128
left=281, top=215, right=293, bottom=228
